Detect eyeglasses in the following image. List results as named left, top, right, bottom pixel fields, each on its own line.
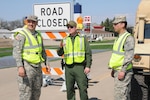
left=67, top=26, right=74, bottom=29
left=27, top=20, right=37, bottom=24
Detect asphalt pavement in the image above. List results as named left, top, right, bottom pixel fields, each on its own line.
left=0, top=51, right=114, bottom=100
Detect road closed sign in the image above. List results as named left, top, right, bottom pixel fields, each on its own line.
left=34, top=2, right=71, bottom=30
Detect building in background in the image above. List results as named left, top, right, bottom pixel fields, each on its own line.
left=0, top=29, right=12, bottom=39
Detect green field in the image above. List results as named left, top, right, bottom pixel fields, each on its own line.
left=0, top=40, right=114, bottom=57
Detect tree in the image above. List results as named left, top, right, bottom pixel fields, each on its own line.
left=100, top=17, right=134, bottom=36
left=100, top=18, right=114, bottom=32
left=9, top=20, right=23, bottom=30
left=0, top=18, right=24, bottom=30
left=100, top=21, right=104, bottom=26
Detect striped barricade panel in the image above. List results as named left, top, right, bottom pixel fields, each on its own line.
left=50, top=67, right=64, bottom=76
left=42, top=67, right=64, bottom=76
left=42, top=67, right=50, bottom=75
left=41, top=32, right=68, bottom=39
left=41, top=32, right=66, bottom=87
left=45, top=49, right=64, bottom=58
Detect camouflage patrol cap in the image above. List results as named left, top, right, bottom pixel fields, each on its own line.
left=66, top=20, right=77, bottom=27
left=113, top=16, right=127, bottom=24
left=27, top=15, right=38, bottom=22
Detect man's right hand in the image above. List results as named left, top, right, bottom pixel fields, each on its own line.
left=60, top=41, right=65, bottom=48
left=18, top=66, right=26, bottom=77
left=111, top=70, right=114, bottom=77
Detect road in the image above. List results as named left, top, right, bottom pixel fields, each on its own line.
left=0, top=51, right=114, bottom=100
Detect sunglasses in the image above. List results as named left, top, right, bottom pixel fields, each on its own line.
left=67, top=26, right=74, bottom=29
left=113, top=23, right=119, bottom=25
left=113, top=21, right=125, bottom=26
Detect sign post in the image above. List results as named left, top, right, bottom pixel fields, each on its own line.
left=33, top=2, right=72, bottom=89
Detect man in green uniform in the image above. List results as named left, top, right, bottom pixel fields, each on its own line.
left=13, top=15, right=50, bottom=100
left=57, top=20, right=92, bottom=100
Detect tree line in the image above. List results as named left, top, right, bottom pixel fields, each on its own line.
left=0, top=18, right=24, bottom=30
left=100, top=18, right=134, bottom=36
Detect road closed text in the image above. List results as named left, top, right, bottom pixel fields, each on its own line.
left=38, top=18, right=68, bottom=27
left=38, top=7, right=68, bottom=28
left=34, top=3, right=71, bottom=30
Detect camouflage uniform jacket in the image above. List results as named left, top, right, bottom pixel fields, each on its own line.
left=121, top=34, right=135, bottom=72
left=13, top=29, right=47, bottom=67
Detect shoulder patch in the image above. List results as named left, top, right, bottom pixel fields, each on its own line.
left=15, top=34, right=24, bottom=40
left=15, top=35, right=20, bottom=40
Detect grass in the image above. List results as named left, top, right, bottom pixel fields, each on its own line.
left=0, top=48, right=13, bottom=57
left=90, top=44, right=113, bottom=49
left=89, top=39, right=114, bottom=44
left=0, top=52, right=12, bottom=57
left=0, top=40, right=114, bottom=57
left=45, top=46, right=59, bottom=49
left=0, top=48, right=13, bottom=51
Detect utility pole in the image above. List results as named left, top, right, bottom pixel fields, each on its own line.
left=0, top=20, right=1, bottom=29
left=71, top=0, right=76, bottom=20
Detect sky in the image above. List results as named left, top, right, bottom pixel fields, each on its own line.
left=0, top=0, right=141, bottom=26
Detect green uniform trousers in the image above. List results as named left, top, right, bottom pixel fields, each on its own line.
left=65, top=64, right=88, bottom=100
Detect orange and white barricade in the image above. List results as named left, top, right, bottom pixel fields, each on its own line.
left=41, top=31, right=67, bottom=90
left=42, top=48, right=65, bottom=89
left=42, top=67, right=65, bottom=87
left=42, top=67, right=52, bottom=87
left=41, top=31, right=68, bottom=40
left=45, top=49, right=64, bottom=58
left=42, top=67, right=64, bottom=76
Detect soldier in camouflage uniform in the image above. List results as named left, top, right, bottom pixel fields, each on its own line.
left=13, top=15, right=49, bottom=100
left=108, top=16, right=135, bottom=100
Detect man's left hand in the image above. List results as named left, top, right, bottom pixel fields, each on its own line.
left=118, top=71, right=125, bottom=80
left=46, top=66, right=51, bottom=72
left=84, top=67, right=90, bottom=74
left=42, top=65, right=51, bottom=74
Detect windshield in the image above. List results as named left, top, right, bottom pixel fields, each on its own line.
left=144, top=24, right=150, bottom=38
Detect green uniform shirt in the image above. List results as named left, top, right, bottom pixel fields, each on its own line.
left=57, top=33, right=92, bottom=68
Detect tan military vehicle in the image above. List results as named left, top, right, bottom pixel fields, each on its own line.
left=131, top=0, right=150, bottom=100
